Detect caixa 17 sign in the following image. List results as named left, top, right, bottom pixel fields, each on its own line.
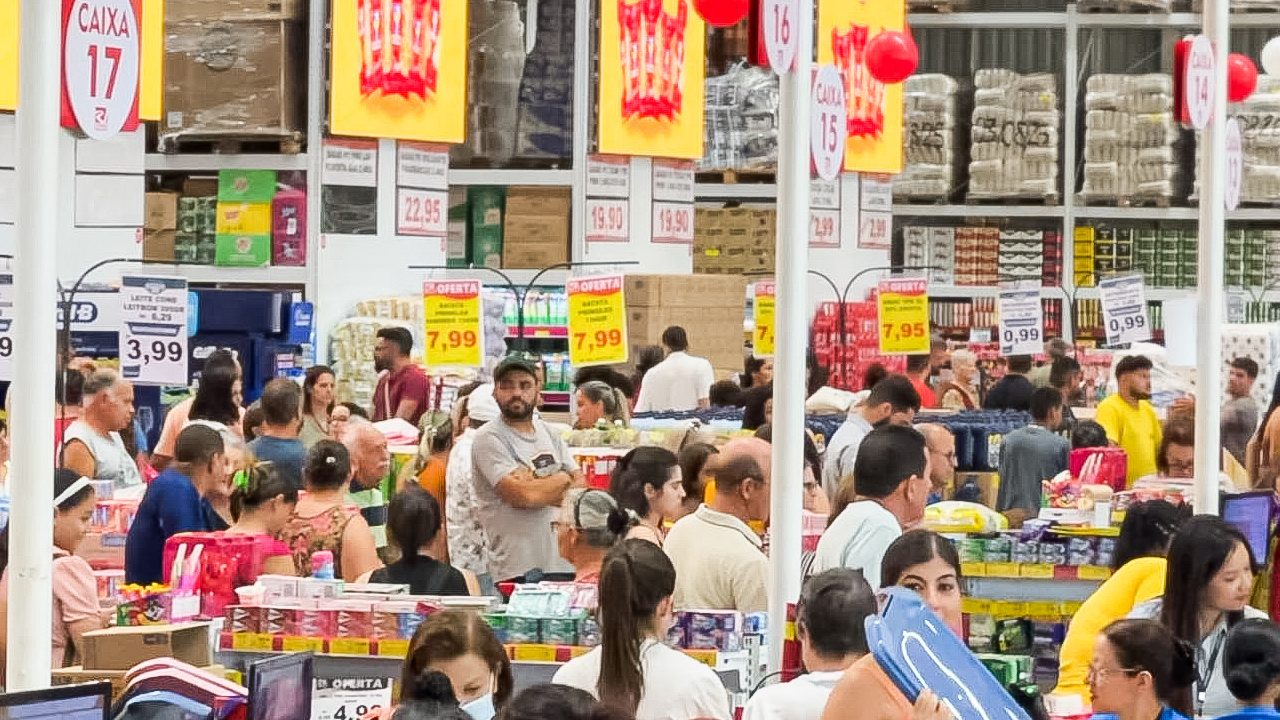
left=60, top=0, right=142, bottom=140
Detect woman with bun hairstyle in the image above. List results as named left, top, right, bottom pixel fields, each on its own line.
left=1218, top=619, right=1280, bottom=719
left=609, top=446, right=684, bottom=546
left=675, top=442, right=717, bottom=519
left=225, top=461, right=298, bottom=577
left=277, top=440, right=381, bottom=582
left=401, top=610, right=513, bottom=720
left=391, top=669, right=470, bottom=720
left=574, top=381, right=630, bottom=430
left=499, top=685, right=633, bottom=720
left=555, top=489, right=630, bottom=584
left=1089, top=619, right=1196, bottom=720
left=553, top=539, right=731, bottom=720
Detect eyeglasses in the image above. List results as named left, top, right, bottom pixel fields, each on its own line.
left=1167, top=459, right=1195, bottom=475
left=1086, top=664, right=1141, bottom=683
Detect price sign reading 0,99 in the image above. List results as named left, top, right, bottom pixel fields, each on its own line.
left=567, top=274, right=629, bottom=367
left=877, top=278, right=931, bottom=355
left=119, top=275, right=189, bottom=386
left=422, top=280, right=484, bottom=368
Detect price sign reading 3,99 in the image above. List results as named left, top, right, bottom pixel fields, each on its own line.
left=422, top=280, right=484, bottom=368
left=877, top=278, right=931, bottom=355
left=567, top=274, right=629, bottom=367
left=1098, top=274, right=1153, bottom=347
left=753, top=281, right=776, bottom=358
left=119, top=275, right=188, bottom=386
left=998, top=284, right=1044, bottom=356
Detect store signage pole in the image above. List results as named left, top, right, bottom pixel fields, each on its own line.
left=766, top=0, right=813, bottom=675
left=1194, top=1, right=1228, bottom=515
left=8, top=0, right=61, bottom=691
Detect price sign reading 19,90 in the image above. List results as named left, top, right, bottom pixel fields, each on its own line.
left=586, top=198, right=629, bottom=243
left=1098, top=274, right=1152, bottom=347
left=422, top=280, right=484, bottom=368
left=567, top=274, right=628, bottom=367
left=119, top=275, right=189, bottom=386
left=877, top=278, right=931, bottom=355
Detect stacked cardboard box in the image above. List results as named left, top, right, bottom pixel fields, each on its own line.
left=693, top=207, right=776, bottom=275
left=176, top=196, right=217, bottom=264
left=625, top=274, right=748, bottom=378
left=144, top=192, right=179, bottom=261
left=998, top=230, right=1044, bottom=285
left=215, top=170, right=276, bottom=267
left=467, top=187, right=506, bottom=269
left=502, top=187, right=570, bottom=268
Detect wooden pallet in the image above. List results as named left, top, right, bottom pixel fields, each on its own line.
left=1078, top=195, right=1176, bottom=208
left=156, top=130, right=304, bottom=155
left=966, top=194, right=1062, bottom=206
left=1078, top=0, right=1173, bottom=12
left=906, top=1, right=957, bottom=12
left=694, top=169, right=777, bottom=184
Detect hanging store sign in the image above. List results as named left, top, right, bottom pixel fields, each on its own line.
left=818, top=0, right=906, bottom=174
left=877, top=278, right=930, bottom=355
left=763, top=0, right=798, bottom=74
left=598, top=0, right=706, bottom=159
left=119, top=275, right=190, bottom=386
left=652, top=159, right=695, bottom=244
left=998, top=284, right=1043, bottom=356
left=811, top=64, right=848, bottom=181
left=753, top=281, right=776, bottom=358
left=396, top=141, right=448, bottom=240
left=810, top=178, right=841, bottom=248
left=60, top=0, right=143, bottom=139
left=329, top=0, right=468, bottom=142
left=1098, top=274, right=1152, bottom=346
left=422, top=280, right=484, bottom=368
left=1184, top=34, right=1215, bottom=131
left=567, top=274, right=629, bottom=367
left=586, top=155, right=631, bottom=244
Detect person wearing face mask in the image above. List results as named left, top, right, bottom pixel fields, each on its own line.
left=1217, top=619, right=1280, bottom=720
left=822, top=375, right=921, bottom=497
left=609, top=446, right=684, bottom=546
left=400, top=611, right=514, bottom=720
left=1097, top=355, right=1163, bottom=486
left=1128, top=515, right=1267, bottom=718
left=553, top=539, right=731, bottom=720
left=1088, top=619, right=1196, bottom=720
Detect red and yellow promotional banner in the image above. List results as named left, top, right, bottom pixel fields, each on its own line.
left=1, top=0, right=162, bottom=118
left=753, top=281, right=775, bottom=358
left=330, top=0, right=468, bottom=143
left=818, top=0, right=905, bottom=174
left=598, top=0, right=705, bottom=159
left=567, top=275, right=629, bottom=367
left=423, top=280, right=484, bottom=367
left=877, top=278, right=930, bottom=354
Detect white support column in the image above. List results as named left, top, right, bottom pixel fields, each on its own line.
left=8, top=0, right=61, bottom=691
left=767, top=0, right=813, bottom=674
left=1194, top=2, right=1228, bottom=515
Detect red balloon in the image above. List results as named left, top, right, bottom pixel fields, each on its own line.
left=1228, top=52, right=1259, bottom=103
left=864, top=30, right=919, bottom=84
left=693, top=0, right=748, bottom=27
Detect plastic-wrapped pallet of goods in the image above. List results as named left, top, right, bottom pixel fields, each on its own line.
left=1079, top=74, right=1180, bottom=206
left=330, top=297, right=422, bottom=408
left=967, top=70, right=1060, bottom=204
left=895, top=74, right=961, bottom=203
left=1081, top=0, right=1170, bottom=11
left=1195, top=75, right=1280, bottom=205
left=1192, top=0, right=1280, bottom=11
left=699, top=63, right=780, bottom=172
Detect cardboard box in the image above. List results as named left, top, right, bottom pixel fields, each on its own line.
left=503, top=240, right=568, bottom=269
left=447, top=188, right=468, bottom=268
left=167, top=0, right=303, bottom=22
left=272, top=188, right=307, bottom=266
left=144, top=230, right=177, bottom=262
left=81, top=623, right=212, bottom=671
left=467, top=186, right=505, bottom=269
left=502, top=187, right=570, bottom=269
left=217, top=170, right=278, bottom=204
left=53, top=664, right=228, bottom=701
left=145, top=193, right=178, bottom=231
left=215, top=233, right=271, bottom=266
left=215, top=202, right=273, bottom=235
left=624, top=274, right=749, bottom=308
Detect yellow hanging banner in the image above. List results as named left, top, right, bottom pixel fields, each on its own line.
left=567, top=274, right=629, bottom=367
left=752, top=281, right=776, bottom=358
left=422, top=280, right=484, bottom=368
left=877, top=278, right=930, bottom=355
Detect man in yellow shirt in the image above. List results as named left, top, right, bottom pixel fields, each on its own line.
left=1095, top=354, right=1163, bottom=486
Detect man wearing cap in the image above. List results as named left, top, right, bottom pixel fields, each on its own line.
left=472, top=357, right=582, bottom=582
left=447, top=384, right=499, bottom=592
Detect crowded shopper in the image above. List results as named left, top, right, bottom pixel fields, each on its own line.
left=1250, top=371, right=1280, bottom=487
left=917, top=423, right=956, bottom=501
left=224, top=461, right=298, bottom=578
left=880, top=529, right=964, bottom=634
left=609, top=446, right=683, bottom=546
left=53, top=367, right=85, bottom=451
left=500, top=684, right=632, bottom=720
left=402, top=610, right=514, bottom=717
left=1221, top=358, right=1260, bottom=466
left=754, top=424, right=830, bottom=515
left=741, top=357, right=773, bottom=389
left=413, top=416, right=452, bottom=505
left=812, top=425, right=931, bottom=587
left=372, top=326, right=431, bottom=424
left=630, top=345, right=666, bottom=405
left=61, top=368, right=143, bottom=491
left=446, top=385, right=496, bottom=592
left=985, top=355, right=1036, bottom=412
left=279, top=440, right=381, bottom=582
left=247, top=378, right=307, bottom=490
left=996, top=388, right=1070, bottom=523
left=1029, top=338, right=1072, bottom=388
left=1097, top=354, right=1162, bottom=486
left=1220, top=619, right=1280, bottom=720
left=937, top=348, right=979, bottom=410
left=1051, top=356, right=1083, bottom=431
left=709, top=380, right=744, bottom=408
left=822, top=374, right=921, bottom=495
left=369, top=486, right=470, bottom=595
left=552, top=539, right=732, bottom=720
left=300, top=365, right=338, bottom=449
left=344, top=420, right=391, bottom=550
left=392, top=670, right=469, bottom=720
left=905, top=354, right=937, bottom=409
left=574, top=381, right=630, bottom=430
left=1089, top=619, right=1196, bottom=720
left=742, top=568, right=876, bottom=720
left=633, top=326, right=715, bottom=413
left=152, top=349, right=244, bottom=469
left=675, top=442, right=718, bottom=519
left=555, top=488, right=629, bottom=584
left=472, top=356, right=579, bottom=583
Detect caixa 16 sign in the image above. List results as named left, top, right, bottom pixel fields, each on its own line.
left=60, top=0, right=142, bottom=140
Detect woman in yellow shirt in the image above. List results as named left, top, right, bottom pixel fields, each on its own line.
left=1053, top=499, right=1191, bottom=701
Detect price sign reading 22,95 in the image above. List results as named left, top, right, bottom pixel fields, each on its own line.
left=877, top=278, right=931, bottom=355
left=119, top=275, right=188, bottom=386
left=567, top=274, right=629, bottom=368
left=422, top=280, right=484, bottom=368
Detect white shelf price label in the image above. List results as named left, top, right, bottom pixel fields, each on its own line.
left=1185, top=35, right=1215, bottom=131
left=1226, top=117, right=1243, bottom=211
left=396, top=188, right=447, bottom=237
left=119, top=275, right=189, bottom=386
left=652, top=201, right=694, bottom=244
left=859, top=210, right=892, bottom=250
left=811, top=64, right=847, bottom=181
left=810, top=208, right=840, bottom=247
left=1098, top=274, right=1153, bottom=346
left=998, top=284, right=1044, bottom=356
left=313, top=678, right=392, bottom=720
left=763, top=0, right=798, bottom=73
left=62, top=0, right=142, bottom=140
left=396, top=141, right=449, bottom=190
left=0, top=274, right=13, bottom=381
left=586, top=198, right=629, bottom=243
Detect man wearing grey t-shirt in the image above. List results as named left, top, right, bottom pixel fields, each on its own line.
left=472, top=355, right=582, bottom=582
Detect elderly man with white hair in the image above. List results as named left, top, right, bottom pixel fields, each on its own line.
left=343, top=419, right=390, bottom=551
left=61, top=368, right=142, bottom=492
left=937, top=349, right=980, bottom=411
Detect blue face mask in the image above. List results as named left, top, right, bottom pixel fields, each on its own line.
left=460, top=694, right=495, bottom=720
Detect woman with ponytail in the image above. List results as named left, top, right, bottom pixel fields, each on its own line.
left=554, top=489, right=630, bottom=585
left=609, top=446, right=684, bottom=547
left=1089, top=619, right=1196, bottom=720
left=574, top=381, right=630, bottom=430
left=1218, top=619, right=1280, bottom=720
left=225, top=461, right=299, bottom=578
left=552, top=539, right=730, bottom=719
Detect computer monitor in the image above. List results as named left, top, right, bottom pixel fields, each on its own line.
left=1221, top=490, right=1274, bottom=565
left=247, top=653, right=313, bottom=720
left=0, top=682, right=112, bottom=720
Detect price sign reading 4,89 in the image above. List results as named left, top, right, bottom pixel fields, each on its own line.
left=877, top=278, right=931, bottom=355
left=567, top=274, right=629, bottom=367
left=119, top=276, right=189, bottom=386
left=422, top=280, right=484, bottom=368
left=1098, top=274, right=1153, bottom=347
left=753, top=281, right=776, bottom=358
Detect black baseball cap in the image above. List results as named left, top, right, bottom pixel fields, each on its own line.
left=494, top=355, right=539, bottom=383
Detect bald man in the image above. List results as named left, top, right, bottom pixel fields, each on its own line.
left=343, top=420, right=390, bottom=549
left=916, top=423, right=956, bottom=499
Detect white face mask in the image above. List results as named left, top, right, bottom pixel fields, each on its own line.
left=460, top=693, right=495, bottom=720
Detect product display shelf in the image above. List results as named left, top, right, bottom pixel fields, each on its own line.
left=133, top=263, right=310, bottom=286
left=145, top=154, right=310, bottom=173
left=893, top=204, right=1069, bottom=218
left=962, top=561, right=1108, bottom=604
left=449, top=169, right=574, bottom=187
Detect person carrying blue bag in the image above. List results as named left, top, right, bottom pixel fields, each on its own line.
left=1214, top=619, right=1280, bottom=720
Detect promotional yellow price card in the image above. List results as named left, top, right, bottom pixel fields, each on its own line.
left=567, top=275, right=628, bottom=367
left=753, top=281, right=776, bottom=358
left=422, top=280, right=484, bottom=368
left=877, top=278, right=930, bottom=354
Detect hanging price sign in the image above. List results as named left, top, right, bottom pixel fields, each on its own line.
left=1185, top=35, right=1214, bottom=131
left=61, top=0, right=142, bottom=140
left=1226, top=117, right=1243, bottom=211
left=397, top=188, right=447, bottom=237
left=810, top=178, right=841, bottom=248
left=422, top=280, right=484, bottom=367
left=998, top=284, right=1044, bottom=356
left=763, top=0, right=798, bottom=73
left=567, top=275, right=628, bottom=367
left=119, top=275, right=189, bottom=386
left=0, top=273, right=13, bottom=381
left=753, top=281, right=776, bottom=358
left=811, top=64, right=847, bottom=181
left=586, top=198, right=630, bottom=243
left=877, top=278, right=931, bottom=355
left=1098, top=275, right=1152, bottom=346
left=652, top=202, right=694, bottom=244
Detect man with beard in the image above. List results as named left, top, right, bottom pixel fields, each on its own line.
left=1096, top=354, right=1162, bottom=486
left=471, top=355, right=582, bottom=582
left=371, top=327, right=430, bottom=425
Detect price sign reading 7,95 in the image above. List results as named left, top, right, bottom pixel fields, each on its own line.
left=753, top=281, right=776, bottom=358
left=877, top=278, right=931, bottom=355
left=422, top=280, right=484, bottom=368
left=567, top=274, right=629, bottom=368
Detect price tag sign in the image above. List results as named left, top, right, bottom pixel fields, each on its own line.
left=810, top=178, right=841, bottom=248
left=1185, top=35, right=1214, bottom=131
left=877, top=278, right=931, bottom=355
left=1226, top=117, right=1243, bottom=211
left=998, top=284, right=1044, bottom=356
left=396, top=188, right=447, bottom=237
left=652, top=159, right=695, bottom=203
left=763, top=0, right=798, bottom=73
left=1098, top=274, right=1152, bottom=346
left=859, top=211, right=892, bottom=250
left=396, top=142, right=449, bottom=190
left=313, top=678, right=392, bottom=720
left=567, top=274, right=628, bottom=367
left=587, top=155, right=631, bottom=198
left=61, top=0, right=142, bottom=140
left=0, top=273, right=14, bottom=381
left=586, top=198, right=629, bottom=243
left=753, top=281, right=776, bottom=358
left=119, top=275, right=189, bottom=386
left=652, top=201, right=694, bottom=244
left=810, top=64, right=847, bottom=181
left=422, top=280, right=484, bottom=367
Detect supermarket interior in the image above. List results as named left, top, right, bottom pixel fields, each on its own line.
left=6, top=0, right=1280, bottom=719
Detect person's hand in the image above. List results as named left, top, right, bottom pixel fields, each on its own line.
left=1169, top=396, right=1195, bottom=421
left=912, top=691, right=954, bottom=720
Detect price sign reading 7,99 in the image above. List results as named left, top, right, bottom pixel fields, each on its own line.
left=567, top=274, right=629, bottom=368
left=422, top=280, right=484, bottom=368
left=877, top=278, right=931, bottom=355
left=753, top=281, right=776, bottom=358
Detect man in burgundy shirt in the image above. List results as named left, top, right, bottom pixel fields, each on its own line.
left=371, top=327, right=430, bottom=425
